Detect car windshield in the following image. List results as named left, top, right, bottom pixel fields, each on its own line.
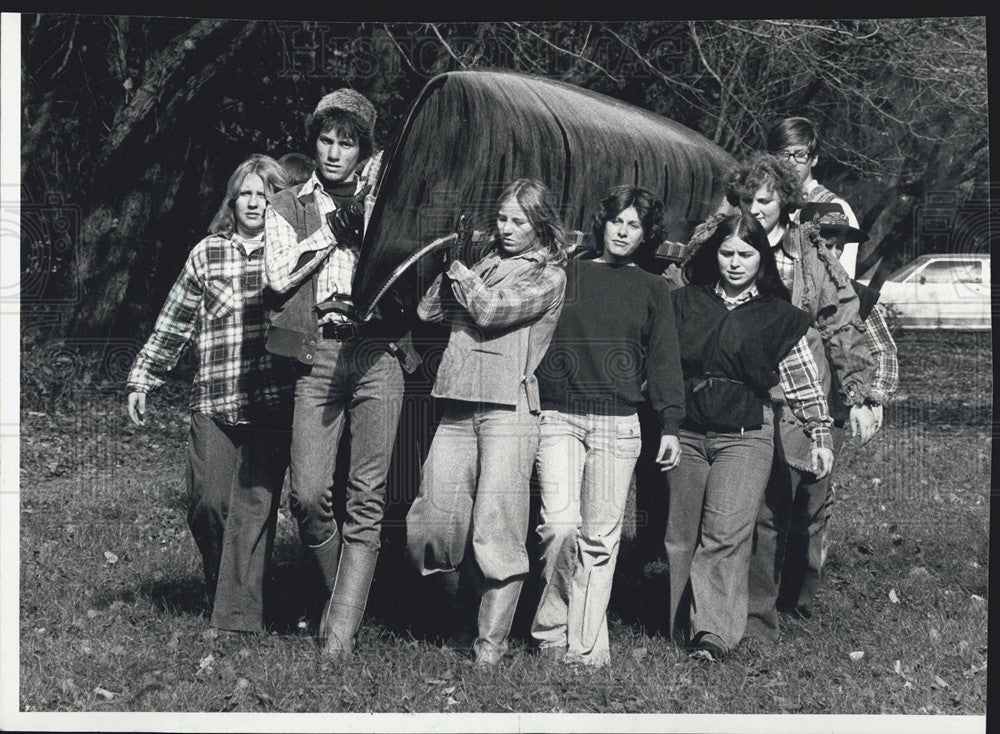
left=886, top=259, right=925, bottom=282
left=887, top=258, right=984, bottom=284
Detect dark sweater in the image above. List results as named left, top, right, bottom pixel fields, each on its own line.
left=671, top=284, right=812, bottom=431
left=536, top=259, right=685, bottom=436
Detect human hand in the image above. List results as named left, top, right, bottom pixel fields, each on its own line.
left=326, top=201, right=365, bottom=248
left=127, top=391, right=147, bottom=427
left=850, top=403, right=878, bottom=445
left=871, top=403, right=884, bottom=434
left=811, top=446, right=834, bottom=479
left=656, top=435, right=682, bottom=472
left=444, top=214, right=474, bottom=267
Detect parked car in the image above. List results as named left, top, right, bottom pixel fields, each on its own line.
left=865, top=254, right=991, bottom=330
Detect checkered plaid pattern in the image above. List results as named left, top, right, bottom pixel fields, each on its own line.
left=864, top=307, right=899, bottom=405
left=263, top=173, right=360, bottom=325
left=772, top=243, right=796, bottom=292
left=127, top=234, right=293, bottom=425
left=445, top=250, right=566, bottom=329
left=714, top=282, right=832, bottom=450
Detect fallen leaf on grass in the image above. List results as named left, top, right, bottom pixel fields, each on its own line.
left=963, top=662, right=986, bottom=678
left=932, top=675, right=949, bottom=689
left=255, top=691, right=274, bottom=708
left=893, top=660, right=903, bottom=675
left=235, top=678, right=250, bottom=691
left=93, top=687, right=117, bottom=701
left=631, top=647, right=648, bottom=661
left=888, top=589, right=900, bottom=604
left=199, top=653, right=215, bottom=669
left=969, top=594, right=985, bottom=603
left=166, top=632, right=180, bottom=651
left=442, top=685, right=457, bottom=695
left=86, top=609, right=98, bottom=619
left=202, top=628, right=219, bottom=641
left=849, top=651, right=865, bottom=661
left=774, top=695, right=802, bottom=711
left=907, top=566, right=930, bottom=580
left=446, top=696, right=460, bottom=706
left=103, top=551, right=119, bottom=565
left=929, top=628, right=940, bottom=643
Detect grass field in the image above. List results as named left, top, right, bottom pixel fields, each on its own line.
left=16, top=330, right=990, bottom=716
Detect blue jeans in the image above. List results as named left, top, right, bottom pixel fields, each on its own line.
left=186, top=411, right=290, bottom=632
left=406, top=393, right=538, bottom=584
left=749, top=422, right=846, bottom=637
left=532, top=410, right=642, bottom=666
left=288, top=337, right=404, bottom=552
left=665, top=411, right=774, bottom=653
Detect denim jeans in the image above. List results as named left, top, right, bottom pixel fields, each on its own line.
left=664, top=411, right=774, bottom=653
left=406, top=393, right=538, bottom=584
left=288, top=337, right=404, bottom=552
left=531, top=410, right=641, bottom=666
left=749, top=423, right=846, bottom=634
left=186, top=411, right=291, bottom=632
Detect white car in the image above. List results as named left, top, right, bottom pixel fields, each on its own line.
left=867, top=254, right=991, bottom=330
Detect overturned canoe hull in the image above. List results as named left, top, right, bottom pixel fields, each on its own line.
left=355, top=70, right=734, bottom=317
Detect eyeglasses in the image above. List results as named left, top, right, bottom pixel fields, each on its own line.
left=775, top=148, right=813, bottom=164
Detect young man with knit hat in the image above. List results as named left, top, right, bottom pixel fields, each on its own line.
left=263, top=88, right=411, bottom=660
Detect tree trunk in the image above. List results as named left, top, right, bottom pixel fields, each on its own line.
left=64, top=20, right=260, bottom=338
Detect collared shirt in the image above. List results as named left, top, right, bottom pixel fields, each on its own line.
left=864, top=307, right=899, bottom=405
left=769, top=225, right=796, bottom=292
left=714, top=280, right=832, bottom=450
left=127, top=232, right=293, bottom=424
left=263, top=171, right=361, bottom=325
left=440, top=250, right=566, bottom=330
left=714, top=281, right=759, bottom=309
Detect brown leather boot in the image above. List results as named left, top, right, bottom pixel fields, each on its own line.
left=320, top=544, right=378, bottom=661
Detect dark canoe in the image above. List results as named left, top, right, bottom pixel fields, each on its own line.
left=354, top=70, right=735, bottom=318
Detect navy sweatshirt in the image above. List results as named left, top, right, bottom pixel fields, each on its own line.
left=536, top=259, right=685, bottom=436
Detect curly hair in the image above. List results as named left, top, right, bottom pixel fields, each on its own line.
left=682, top=211, right=791, bottom=302
left=589, top=185, right=665, bottom=266
left=491, top=178, right=568, bottom=266
left=724, top=152, right=805, bottom=224
left=208, top=155, right=289, bottom=237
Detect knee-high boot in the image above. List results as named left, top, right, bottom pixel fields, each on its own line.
left=473, top=575, right=524, bottom=666
left=321, top=544, right=378, bottom=660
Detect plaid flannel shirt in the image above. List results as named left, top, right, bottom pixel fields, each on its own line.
left=127, top=233, right=293, bottom=425
left=864, top=307, right=899, bottom=405
left=263, top=172, right=360, bottom=325
left=439, top=250, right=566, bottom=330
left=714, top=282, right=833, bottom=450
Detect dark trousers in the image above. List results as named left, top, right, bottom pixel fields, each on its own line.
left=186, top=411, right=290, bottom=632
left=747, top=424, right=845, bottom=638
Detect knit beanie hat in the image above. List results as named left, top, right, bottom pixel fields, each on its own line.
left=310, top=88, right=376, bottom=140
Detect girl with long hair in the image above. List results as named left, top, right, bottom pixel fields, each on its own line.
left=126, top=155, right=293, bottom=632
left=664, top=211, right=833, bottom=660
left=405, top=178, right=568, bottom=665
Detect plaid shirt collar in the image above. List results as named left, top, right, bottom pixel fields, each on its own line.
left=714, top=281, right=759, bottom=309
left=296, top=170, right=361, bottom=201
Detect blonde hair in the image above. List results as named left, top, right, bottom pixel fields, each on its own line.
left=495, top=178, right=568, bottom=266
left=208, top=155, right=289, bottom=236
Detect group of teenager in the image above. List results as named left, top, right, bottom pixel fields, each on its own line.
left=126, top=88, right=898, bottom=668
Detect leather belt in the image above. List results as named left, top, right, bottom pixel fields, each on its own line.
left=321, top=321, right=363, bottom=341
